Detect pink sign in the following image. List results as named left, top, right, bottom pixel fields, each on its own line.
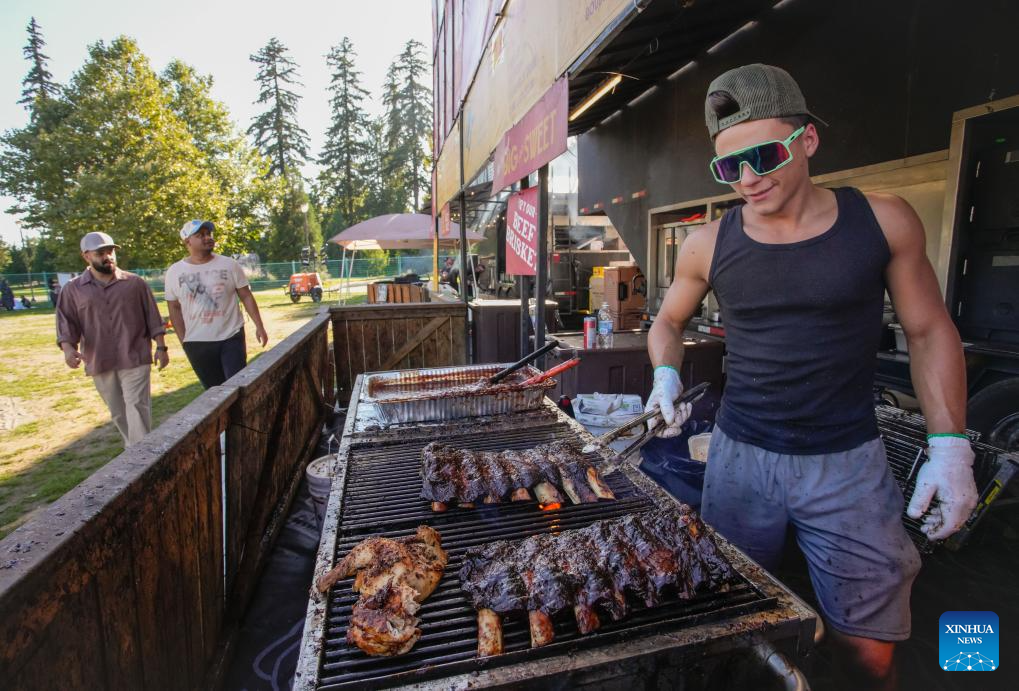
left=492, top=78, right=568, bottom=192
left=440, top=202, right=452, bottom=236
left=505, top=187, right=539, bottom=276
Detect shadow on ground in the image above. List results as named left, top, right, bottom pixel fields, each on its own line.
left=0, top=379, right=205, bottom=537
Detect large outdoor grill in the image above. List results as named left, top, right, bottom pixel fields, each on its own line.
left=296, top=371, right=817, bottom=690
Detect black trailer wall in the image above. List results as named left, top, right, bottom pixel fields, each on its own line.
left=578, top=0, right=1019, bottom=270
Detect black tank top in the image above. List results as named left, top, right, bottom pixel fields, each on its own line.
left=708, top=187, right=890, bottom=454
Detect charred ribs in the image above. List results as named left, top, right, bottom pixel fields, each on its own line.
left=420, top=440, right=615, bottom=511
left=316, top=526, right=447, bottom=656
left=458, top=506, right=737, bottom=656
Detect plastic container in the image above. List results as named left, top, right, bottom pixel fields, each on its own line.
left=688, top=433, right=712, bottom=462
left=596, top=301, right=614, bottom=348
left=638, top=420, right=713, bottom=508
left=306, top=455, right=334, bottom=525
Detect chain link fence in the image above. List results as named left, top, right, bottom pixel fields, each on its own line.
left=1, top=254, right=443, bottom=307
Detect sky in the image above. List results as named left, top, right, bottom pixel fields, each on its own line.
left=0, top=0, right=433, bottom=245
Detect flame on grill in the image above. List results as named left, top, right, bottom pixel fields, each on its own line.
left=539, top=502, right=562, bottom=511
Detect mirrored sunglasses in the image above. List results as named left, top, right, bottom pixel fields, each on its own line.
left=709, top=126, right=806, bottom=184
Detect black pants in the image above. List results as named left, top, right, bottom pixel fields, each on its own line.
left=182, top=329, right=247, bottom=389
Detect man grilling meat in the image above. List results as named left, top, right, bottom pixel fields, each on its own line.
left=646, top=64, right=977, bottom=691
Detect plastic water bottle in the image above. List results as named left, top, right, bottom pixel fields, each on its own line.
left=596, top=302, right=614, bottom=348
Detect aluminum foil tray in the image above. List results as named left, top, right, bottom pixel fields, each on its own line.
left=364, top=364, right=556, bottom=424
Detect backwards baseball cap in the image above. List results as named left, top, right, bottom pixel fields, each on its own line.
left=704, top=63, right=827, bottom=139
left=179, top=219, right=215, bottom=240
left=80, top=231, right=120, bottom=252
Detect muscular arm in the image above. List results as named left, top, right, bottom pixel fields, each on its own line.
left=648, top=223, right=717, bottom=369
left=166, top=299, right=186, bottom=344
left=871, top=193, right=967, bottom=434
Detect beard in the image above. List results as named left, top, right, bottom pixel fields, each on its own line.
left=90, top=257, right=115, bottom=274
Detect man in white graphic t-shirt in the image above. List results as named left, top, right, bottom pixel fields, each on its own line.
left=165, top=220, right=269, bottom=388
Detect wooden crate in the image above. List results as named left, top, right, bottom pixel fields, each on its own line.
left=331, top=302, right=467, bottom=396
left=366, top=282, right=429, bottom=304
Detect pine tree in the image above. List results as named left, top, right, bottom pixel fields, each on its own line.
left=380, top=64, right=408, bottom=211
left=319, top=37, right=371, bottom=233
left=18, top=17, right=60, bottom=110
left=380, top=41, right=432, bottom=212
left=360, top=116, right=399, bottom=219
left=395, top=40, right=432, bottom=211
left=247, top=38, right=309, bottom=178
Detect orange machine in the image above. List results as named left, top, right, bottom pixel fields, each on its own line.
left=603, top=265, right=647, bottom=330
left=286, top=272, right=324, bottom=303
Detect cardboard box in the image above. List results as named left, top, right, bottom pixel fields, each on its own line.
left=589, top=275, right=605, bottom=312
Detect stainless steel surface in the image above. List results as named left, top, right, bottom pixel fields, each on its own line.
left=754, top=641, right=811, bottom=691
left=364, top=364, right=556, bottom=424
left=296, top=379, right=818, bottom=690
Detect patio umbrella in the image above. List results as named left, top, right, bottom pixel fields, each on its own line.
left=328, top=213, right=485, bottom=301
left=329, top=213, right=484, bottom=249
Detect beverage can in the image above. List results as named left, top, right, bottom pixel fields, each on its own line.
left=583, top=316, right=597, bottom=349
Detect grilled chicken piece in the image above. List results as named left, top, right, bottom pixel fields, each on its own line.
left=347, top=580, right=422, bottom=656
left=316, top=526, right=447, bottom=657
left=421, top=441, right=614, bottom=509
left=459, top=507, right=737, bottom=655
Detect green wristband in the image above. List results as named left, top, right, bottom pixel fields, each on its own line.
left=926, top=433, right=969, bottom=440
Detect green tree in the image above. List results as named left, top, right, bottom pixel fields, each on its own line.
left=318, top=37, right=371, bottom=236
left=19, top=17, right=60, bottom=111
left=267, top=178, right=323, bottom=262
left=248, top=38, right=309, bottom=178
left=380, top=65, right=408, bottom=211
left=360, top=116, right=399, bottom=219
left=0, top=239, right=11, bottom=272
left=394, top=40, right=432, bottom=211
left=5, top=238, right=34, bottom=275
left=161, top=60, right=279, bottom=256
left=0, top=37, right=258, bottom=269
left=381, top=41, right=432, bottom=212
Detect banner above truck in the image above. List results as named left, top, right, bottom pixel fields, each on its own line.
left=432, top=0, right=633, bottom=208
left=492, top=78, right=568, bottom=192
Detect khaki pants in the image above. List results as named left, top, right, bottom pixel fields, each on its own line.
left=92, top=364, right=152, bottom=447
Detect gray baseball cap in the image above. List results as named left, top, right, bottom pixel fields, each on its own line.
left=704, top=63, right=827, bottom=139
left=80, top=231, right=120, bottom=252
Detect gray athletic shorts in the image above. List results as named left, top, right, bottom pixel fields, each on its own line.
left=701, top=427, right=922, bottom=641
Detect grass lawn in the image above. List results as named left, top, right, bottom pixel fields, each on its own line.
left=0, top=283, right=365, bottom=538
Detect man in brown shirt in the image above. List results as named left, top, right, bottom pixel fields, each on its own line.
left=56, top=232, right=169, bottom=446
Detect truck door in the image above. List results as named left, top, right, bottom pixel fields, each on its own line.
left=954, top=107, right=1019, bottom=347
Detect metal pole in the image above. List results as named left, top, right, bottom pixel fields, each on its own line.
left=432, top=215, right=440, bottom=292
left=458, top=113, right=471, bottom=363
left=339, top=247, right=346, bottom=304
left=518, top=177, right=532, bottom=360
left=535, top=164, right=550, bottom=369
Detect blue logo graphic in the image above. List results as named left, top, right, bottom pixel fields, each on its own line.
left=939, top=611, right=998, bottom=671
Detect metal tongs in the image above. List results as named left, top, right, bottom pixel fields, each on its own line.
left=487, top=339, right=561, bottom=385
left=584, top=382, right=711, bottom=472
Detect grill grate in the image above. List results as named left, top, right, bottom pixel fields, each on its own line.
left=318, top=422, right=776, bottom=690
left=876, top=405, right=1016, bottom=553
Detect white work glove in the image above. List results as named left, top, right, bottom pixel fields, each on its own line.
left=646, top=366, right=691, bottom=438
left=906, top=435, right=979, bottom=541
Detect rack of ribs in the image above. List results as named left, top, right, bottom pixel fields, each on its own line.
left=458, top=506, right=737, bottom=656
left=316, top=525, right=447, bottom=656
left=420, top=440, right=615, bottom=511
